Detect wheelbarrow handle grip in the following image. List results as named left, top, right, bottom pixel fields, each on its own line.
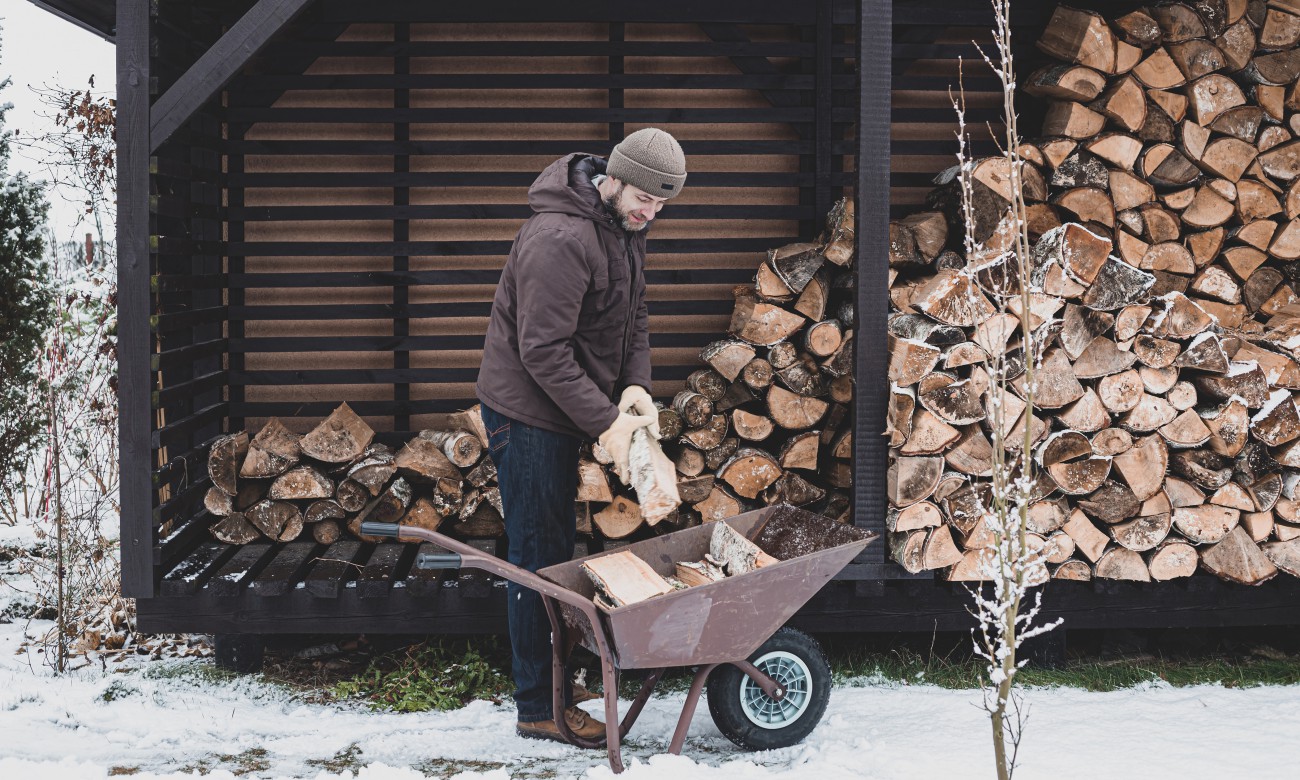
left=417, top=552, right=462, bottom=570
left=359, top=521, right=402, bottom=538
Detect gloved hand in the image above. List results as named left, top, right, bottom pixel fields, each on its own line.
left=599, top=411, right=657, bottom=485
left=618, top=385, right=662, bottom=438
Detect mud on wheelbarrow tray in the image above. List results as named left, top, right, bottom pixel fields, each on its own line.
left=538, top=505, right=876, bottom=670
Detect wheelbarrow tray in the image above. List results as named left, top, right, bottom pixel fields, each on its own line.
left=539, top=505, right=874, bottom=669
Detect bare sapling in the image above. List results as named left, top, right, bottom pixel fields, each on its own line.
left=950, top=3, right=1063, bottom=777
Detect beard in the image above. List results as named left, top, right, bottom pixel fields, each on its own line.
left=603, top=184, right=650, bottom=232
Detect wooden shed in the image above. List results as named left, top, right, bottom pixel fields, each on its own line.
left=28, top=0, right=1299, bottom=646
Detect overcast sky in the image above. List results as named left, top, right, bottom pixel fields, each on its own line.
left=1, top=1, right=116, bottom=242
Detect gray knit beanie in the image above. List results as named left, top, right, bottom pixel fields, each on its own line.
left=607, top=128, right=687, bottom=199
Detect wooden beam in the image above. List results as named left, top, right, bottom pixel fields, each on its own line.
left=149, top=0, right=316, bottom=152
left=854, top=0, right=891, bottom=566
left=117, top=0, right=154, bottom=598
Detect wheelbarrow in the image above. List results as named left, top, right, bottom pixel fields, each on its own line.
left=362, top=504, right=877, bottom=773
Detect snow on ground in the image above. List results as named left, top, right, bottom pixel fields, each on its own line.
left=0, top=620, right=1298, bottom=779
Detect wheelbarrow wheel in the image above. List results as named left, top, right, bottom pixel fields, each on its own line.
left=706, top=627, right=830, bottom=751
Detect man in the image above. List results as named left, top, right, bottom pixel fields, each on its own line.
left=476, top=128, right=687, bottom=743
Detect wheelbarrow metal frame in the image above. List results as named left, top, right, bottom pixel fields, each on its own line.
left=364, top=505, right=875, bottom=773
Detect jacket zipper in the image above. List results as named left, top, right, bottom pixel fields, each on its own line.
left=618, top=233, right=636, bottom=386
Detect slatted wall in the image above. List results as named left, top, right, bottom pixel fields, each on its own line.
left=217, top=2, right=859, bottom=439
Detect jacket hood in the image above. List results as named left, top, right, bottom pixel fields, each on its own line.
left=528, top=153, right=612, bottom=222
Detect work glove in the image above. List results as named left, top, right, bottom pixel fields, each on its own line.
left=618, top=385, right=662, bottom=439
left=599, top=411, right=657, bottom=485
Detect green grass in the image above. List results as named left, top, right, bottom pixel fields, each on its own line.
left=255, top=628, right=1300, bottom=714
left=329, top=638, right=513, bottom=712
left=825, top=642, right=1300, bottom=691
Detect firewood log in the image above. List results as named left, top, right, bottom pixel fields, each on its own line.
left=593, top=495, right=644, bottom=539
left=767, top=243, right=826, bottom=295
left=305, top=499, right=346, bottom=524
left=1038, top=5, right=1120, bottom=70
left=672, top=390, right=713, bottom=428
left=577, top=458, right=613, bottom=503
left=300, top=403, right=374, bottom=464
left=395, top=436, right=462, bottom=484
left=1028, top=63, right=1109, bottom=102
left=1173, top=504, right=1241, bottom=543
left=741, top=357, right=775, bottom=391
left=240, top=418, right=301, bottom=478
left=674, top=446, right=706, bottom=477
left=779, top=431, right=821, bottom=472
left=1095, top=547, right=1152, bottom=581
left=888, top=456, right=943, bottom=508
left=204, top=486, right=233, bottom=517
left=729, top=287, right=806, bottom=346
left=208, top=432, right=249, bottom=497
left=1200, top=526, right=1279, bottom=583
left=677, top=474, right=715, bottom=505
left=465, top=456, right=497, bottom=488
left=705, top=437, right=740, bottom=471
left=756, top=262, right=795, bottom=301
left=448, top=404, right=490, bottom=450
left=731, top=409, right=775, bottom=442
left=701, top=339, right=757, bottom=382
left=716, top=447, right=781, bottom=500
left=419, top=429, right=484, bottom=468
left=681, top=413, right=729, bottom=450
left=693, top=484, right=744, bottom=523
left=628, top=427, right=680, bottom=525
left=1262, top=538, right=1300, bottom=576
left=333, top=478, right=369, bottom=513
left=767, top=385, right=829, bottom=429
left=581, top=550, right=673, bottom=608
left=710, top=521, right=778, bottom=576
left=269, top=466, right=334, bottom=501
left=312, top=518, right=344, bottom=545
left=794, top=270, right=831, bottom=321
left=890, top=530, right=927, bottom=574
left=344, top=444, right=397, bottom=497
left=245, top=500, right=304, bottom=542
left=686, top=369, right=729, bottom=402
left=210, top=512, right=260, bottom=545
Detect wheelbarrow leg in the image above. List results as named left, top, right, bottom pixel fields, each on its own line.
left=619, top=668, right=666, bottom=738
left=541, top=594, right=626, bottom=773
left=669, top=663, right=720, bottom=755
left=599, top=644, right=623, bottom=772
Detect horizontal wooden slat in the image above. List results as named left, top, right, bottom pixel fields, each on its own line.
left=227, top=171, right=853, bottom=188
left=226, top=140, right=845, bottom=155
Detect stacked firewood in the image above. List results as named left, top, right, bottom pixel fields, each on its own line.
left=205, top=403, right=504, bottom=546
left=203, top=203, right=857, bottom=548
left=640, top=198, right=859, bottom=533
left=887, top=1, right=1300, bottom=585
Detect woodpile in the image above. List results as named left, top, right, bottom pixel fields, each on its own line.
left=206, top=403, right=508, bottom=546
left=205, top=195, right=856, bottom=548
left=887, top=0, right=1300, bottom=586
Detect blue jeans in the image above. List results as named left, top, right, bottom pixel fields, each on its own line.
left=481, top=404, right=581, bottom=722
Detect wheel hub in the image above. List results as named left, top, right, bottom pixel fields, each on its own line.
left=738, top=650, right=812, bottom=730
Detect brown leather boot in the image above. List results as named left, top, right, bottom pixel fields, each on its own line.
left=516, top=706, right=607, bottom=745
left=570, top=682, right=601, bottom=704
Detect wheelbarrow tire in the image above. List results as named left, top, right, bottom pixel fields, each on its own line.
left=706, top=627, right=831, bottom=751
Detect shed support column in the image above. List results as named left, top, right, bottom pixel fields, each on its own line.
left=853, top=0, right=891, bottom=566
left=117, top=0, right=155, bottom=598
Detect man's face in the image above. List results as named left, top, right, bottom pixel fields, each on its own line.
left=604, top=181, right=668, bottom=232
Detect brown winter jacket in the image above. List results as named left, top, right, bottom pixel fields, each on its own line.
left=476, top=154, right=651, bottom=439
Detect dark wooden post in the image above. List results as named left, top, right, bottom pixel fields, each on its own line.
left=117, top=0, right=155, bottom=598
left=853, top=0, right=891, bottom=567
